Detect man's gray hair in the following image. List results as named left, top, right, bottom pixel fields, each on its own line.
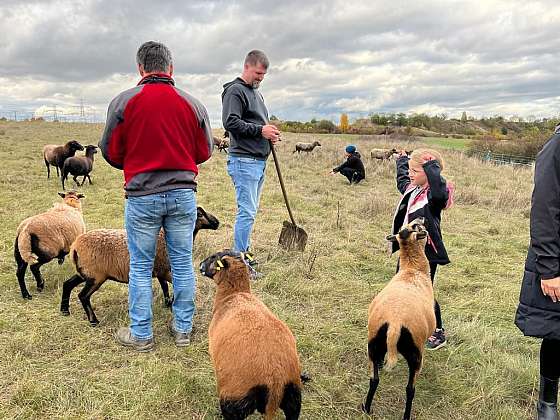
left=136, top=41, right=173, bottom=73
left=244, top=50, right=269, bottom=69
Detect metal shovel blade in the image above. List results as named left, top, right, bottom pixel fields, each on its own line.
left=279, top=220, right=308, bottom=251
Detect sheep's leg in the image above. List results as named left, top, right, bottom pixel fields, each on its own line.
left=86, top=175, right=93, bottom=185
left=400, top=329, right=421, bottom=420
left=78, top=277, right=105, bottom=326
left=157, top=275, right=173, bottom=308
left=279, top=382, right=302, bottom=420
left=73, top=175, right=80, bottom=186
left=55, top=166, right=59, bottom=177
left=60, top=274, right=86, bottom=315
left=30, top=263, right=45, bottom=292
left=362, top=360, right=380, bottom=414
left=15, top=237, right=32, bottom=300
left=45, top=160, right=50, bottom=178
left=61, top=173, right=66, bottom=190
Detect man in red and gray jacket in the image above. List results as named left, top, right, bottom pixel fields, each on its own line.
left=99, top=41, right=213, bottom=352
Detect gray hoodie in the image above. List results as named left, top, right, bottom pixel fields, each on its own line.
left=222, top=77, right=270, bottom=160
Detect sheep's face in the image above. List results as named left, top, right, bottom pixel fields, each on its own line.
left=68, top=140, right=84, bottom=151
left=314, top=141, right=321, bottom=147
left=195, top=207, right=220, bottom=232
left=58, top=190, right=85, bottom=209
left=386, top=218, right=427, bottom=244
left=199, top=250, right=253, bottom=281
left=85, top=145, right=98, bottom=154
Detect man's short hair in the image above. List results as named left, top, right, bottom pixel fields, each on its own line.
left=136, top=41, right=173, bottom=73
left=244, top=50, right=269, bottom=69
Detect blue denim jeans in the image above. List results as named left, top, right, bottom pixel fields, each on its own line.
left=125, top=188, right=197, bottom=340
left=227, top=156, right=267, bottom=252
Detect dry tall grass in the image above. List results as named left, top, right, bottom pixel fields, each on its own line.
left=0, top=121, right=538, bottom=419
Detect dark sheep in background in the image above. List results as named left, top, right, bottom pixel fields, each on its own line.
left=43, top=140, right=84, bottom=178
left=61, top=145, right=98, bottom=190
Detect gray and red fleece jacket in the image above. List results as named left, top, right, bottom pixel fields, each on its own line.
left=99, top=74, right=213, bottom=196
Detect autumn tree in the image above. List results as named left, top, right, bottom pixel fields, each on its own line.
left=340, top=113, right=349, bottom=132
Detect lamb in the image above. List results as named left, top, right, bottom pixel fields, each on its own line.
left=15, top=191, right=86, bottom=300
left=362, top=218, right=435, bottom=420
left=199, top=250, right=303, bottom=420
left=60, top=207, right=220, bottom=326
left=293, top=141, right=321, bottom=154
left=370, top=148, right=398, bottom=160
left=213, top=136, right=229, bottom=153
left=43, top=140, right=84, bottom=178
left=61, top=145, right=98, bottom=189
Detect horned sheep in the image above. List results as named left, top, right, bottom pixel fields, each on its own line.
left=200, top=250, right=303, bottom=420
left=60, top=207, right=220, bottom=326
left=362, top=218, right=435, bottom=420
left=43, top=140, right=84, bottom=178
left=61, top=145, right=98, bottom=189
left=15, top=191, right=86, bottom=300
left=293, top=141, right=321, bottom=154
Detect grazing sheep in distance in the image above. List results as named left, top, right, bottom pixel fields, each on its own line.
left=60, top=207, right=220, bottom=326
left=293, top=141, right=321, bottom=154
left=200, top=250, right=303, bottom=419
left=213, top=136, right=229, bottom=153
left=61, top=145, right=98, bottom=189
left=43, top=140, right=84, bottom=178
left=15, top=191, right=86, bottom=300
left=370, top=148, right=398, bottom=160
left=362, top=218, right=435, bottom=420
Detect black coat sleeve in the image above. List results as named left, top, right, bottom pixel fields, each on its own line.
left=396, top=156, right=411, bottom=194
left=222, top=85, right=263, bottom=137
left=333, top=159, right=348, bottom=173
left=531, top=136, right=560, bottom=279
left=424, top=160, right=448, bottom=210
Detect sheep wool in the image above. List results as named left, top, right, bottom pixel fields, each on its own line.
left=362, top=219, right=436, bottom=420
left=200, top=250, right=303, bottom=420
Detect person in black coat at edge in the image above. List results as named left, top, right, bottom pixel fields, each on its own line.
left=515, top=125, right=560, bottom=420
left=330, top=144, right=365, bottom=184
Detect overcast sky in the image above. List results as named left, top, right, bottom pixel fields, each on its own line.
left=1, top=0, right=560, bottom=125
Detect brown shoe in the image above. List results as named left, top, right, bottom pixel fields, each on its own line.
left=114, top=327, right=155, bottom=352
left=168, top=320, right=191, bottom=347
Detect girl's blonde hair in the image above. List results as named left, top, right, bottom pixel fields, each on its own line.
left=409, top=148, right=445, bottom=172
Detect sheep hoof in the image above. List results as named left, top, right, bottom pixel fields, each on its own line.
left=164, top=297, right=174, bottom=308
left=300, top=372, right=311, bottom=383
left=23, top=293, right=32, bottom=300
left=89, top=320, right=99, bottom=327
left=57, top=257, right=65, bottom=265
left=61, top=309, right=70, bottom=316
left=360, top=402, right=370, bottom=414
left=37, top=284, right=44, bottom=292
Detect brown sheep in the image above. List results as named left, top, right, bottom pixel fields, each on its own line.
left=60, top=207, right=219, bottom=326
left=43, top=140, right=84, bottom=178
left=15, top=191, right=86, bottom=300
left=199, top=250, right=303, bottom=419
left=362, top=218, right=435, bottom=420
left=293, top=141, right=321, bottom=154
left=370, top=148, right=398, bottom=160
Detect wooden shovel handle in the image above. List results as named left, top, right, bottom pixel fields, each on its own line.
left=270, top=143, right=297, bottom=226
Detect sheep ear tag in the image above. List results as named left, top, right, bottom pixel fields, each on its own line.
left=215, top=259, right=224, bottom=271
left=241, top=252, right=255, bottom=263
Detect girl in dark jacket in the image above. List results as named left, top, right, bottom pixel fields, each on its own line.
left=391, top=148, right=454, bottom=350
left=515, top=130, right=560, bottom=420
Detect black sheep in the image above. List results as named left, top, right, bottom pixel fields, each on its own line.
left=61, top=145, right=98, bottom=190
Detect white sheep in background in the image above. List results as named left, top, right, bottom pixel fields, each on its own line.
left=293, top=141, right=321, bottom=154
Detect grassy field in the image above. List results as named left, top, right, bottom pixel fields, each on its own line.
left=0, top=121, right=539, bottom=419
left=420, top=137, right=472, bottom=151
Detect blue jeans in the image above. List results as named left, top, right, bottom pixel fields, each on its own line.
left=227, top=156, right=267, bottom=252
left=125, top=189, right=197, bottom=340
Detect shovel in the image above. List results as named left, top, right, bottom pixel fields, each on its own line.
left=269, top=142, right=308, bottom=251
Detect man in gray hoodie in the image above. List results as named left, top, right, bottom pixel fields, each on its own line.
left=222, top=50, right=280, bottom=257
